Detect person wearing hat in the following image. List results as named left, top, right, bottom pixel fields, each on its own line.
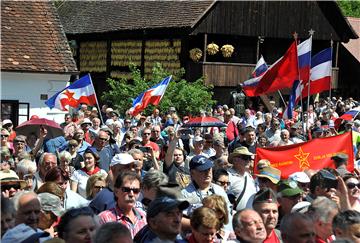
left=2, top=119, right=16, bottom=142
left=80, top=118, right=94, bottom=144
left=332, top=152, right=350, bottom=176
left=209, top=138, right=226, bottom=161
left=145, top=196, right=190, bottom=242
left=252, top=188, right=282, bottom=243
left=186, top=136, right=206, bottom=165
left=0, top=170, right=26, bottom=198
left=289, top=123, right=305, bottom=144
left=255, top=165, right=281, bottom=193
left=1, top=128, right=12, bottom=153
left=38, top=192, right=64, bottom=237
left=227, top=147, right=257, bottom=211
left=277, top=180, right=303, bottom=218
left=288, top=171, right=310, bottom=198
left=98, top=171, right=146, bottom=238
left=89, top=152, right=138, bottom=214
left=181, top=155, right=233, bottom=231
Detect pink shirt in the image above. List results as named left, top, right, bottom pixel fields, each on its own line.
left=98, top=205, right=147, bottom=238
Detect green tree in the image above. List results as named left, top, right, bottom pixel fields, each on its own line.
left=337, top=0, right=360, bottom=17
left=102, top=63, right=216, bottom=117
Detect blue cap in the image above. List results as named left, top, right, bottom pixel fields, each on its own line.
left=147, top=196, right=189, bottom=218
left=189, top=155, right=213, bottom=171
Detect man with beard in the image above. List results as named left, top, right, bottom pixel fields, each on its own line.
left=98, top=171, right=146, bottom=238
left=231, top=209, right=267, bottom=243
left=252, top=188, right=282, bottom=243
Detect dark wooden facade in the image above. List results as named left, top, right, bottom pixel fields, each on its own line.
left=58, top=1, right=358, bottom=105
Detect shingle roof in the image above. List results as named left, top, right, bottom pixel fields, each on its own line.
left=58, top=1, right=214, bottom=34
left=1, top=1, right=78, bottom=73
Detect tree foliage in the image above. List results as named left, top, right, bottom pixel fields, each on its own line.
left=337, top=0, right=360, bottom=17
left=102, top=63, right=216, bottom=117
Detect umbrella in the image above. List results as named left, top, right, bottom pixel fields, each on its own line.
left=182, top=116, right=227, bottom=128
left=16, top=118, right=63, bottom=139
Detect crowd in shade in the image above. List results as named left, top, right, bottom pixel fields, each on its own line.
left=2, top=96, right=360, bottom=243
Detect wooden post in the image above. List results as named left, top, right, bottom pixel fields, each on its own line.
left=203, top=33, right=207, bottom=62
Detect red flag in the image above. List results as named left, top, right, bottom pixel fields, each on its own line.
left=254, top=132, right=354, bottom=178
left=243, top=41, right=299, bottom=97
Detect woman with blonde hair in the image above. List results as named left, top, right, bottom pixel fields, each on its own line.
left=85, top=173, right=107, bottom=200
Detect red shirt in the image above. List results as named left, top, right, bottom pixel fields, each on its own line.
left=264, top=229, right=281, bottom=243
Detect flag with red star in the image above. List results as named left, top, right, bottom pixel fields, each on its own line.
left=45, top=74, right=96, bottom=111
left=254, top=132, right=354, bottom=178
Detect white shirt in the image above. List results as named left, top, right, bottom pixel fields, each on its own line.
left=70, top=169, right=107, bottom=198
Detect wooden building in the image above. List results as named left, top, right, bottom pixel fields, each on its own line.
left=58, top=1, right=358, bottom=106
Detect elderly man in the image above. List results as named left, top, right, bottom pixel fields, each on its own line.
left=252, top=188, right=282, bottom=243
left=93, top=130, right=114, bottom=172
left=33, top=152, right=57, bottom=190
left=308, top=196, right=339, bottom=243
left=265, top=118, right=281, bottom=144
left=332, top=153, right=350, bottom=176
left=99, top=171, right=146, bottom=238
left=277, top=180, right=303, bottom=219
left=13, top=191, right=41, bottom=229
left=231, top=209, right=267, bottom=243
left=89, top=152, right=138, bottom=214
left=271, top=129, right=294, bottom=147
left=333, top=210, right=360, bottom=243
left=280, top=212, right=316, bottom=243
left=227, top=147, right=257, bottom=210
left=181, top=155, right=232, bottom=231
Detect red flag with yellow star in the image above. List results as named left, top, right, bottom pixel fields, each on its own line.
left=254, top=132, right=354, bottom=178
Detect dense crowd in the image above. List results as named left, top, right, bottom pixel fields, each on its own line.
left=1, top=96, right=360, bottom=243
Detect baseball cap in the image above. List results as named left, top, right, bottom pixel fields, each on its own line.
left=291, top=201, right=311, bottom=214
left=193, top=136, right=204, bottom=143
left=189, top=155, right=214, bottom=171
left=277, top=180, right=303, bottom=197
left=110, top=153, right=136, bottom=167
left=147, top=196, right=189, bottom=218
left=2, top=119, right=13, bottom=127
left=253, top=188, right=278, bottom=205
left=38, top=193, right=64, bottom=217
left=331, top=153, right=349, bottom=163
left=2, top=223, right=50, bottom=243
left=256, top=166, right=281, bottom=184
left=289, top=172, right=310, bottom=183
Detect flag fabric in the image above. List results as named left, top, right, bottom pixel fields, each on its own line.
left=283, top=37, right=312, bottom=119
left=243, top=41, right=299, bottom=97
left=283, top=80, right=300, bottom=120
left=241, top=56, right=268, bottom=94
left=254, top=132, right=354, bottom=178
left=300, top=48, right=332, bottom=99
left=45, top=74, right=96, bottom=111
left=129, top=76, right=172, bottom=116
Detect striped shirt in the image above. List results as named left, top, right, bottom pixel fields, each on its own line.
left=98, top=205, right=147, bottom=238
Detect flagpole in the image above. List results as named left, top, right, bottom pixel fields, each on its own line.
left=277, top=90, right=287, bottom=108
left=306, top=30, right=314, bottom=136
left=88, top=74, right=104, bottom=125
left=329, top=39, right=334, bottom=100
left=293, top=32, right=304, bottom=127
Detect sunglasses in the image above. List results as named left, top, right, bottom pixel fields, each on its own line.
left=98, top=137, right=108, bottom=141
left=347, top=182, right=360, bottom=189
left=1, top=135, right=9, bottom=138
left=1, top=183, right=21, bottom=191
left=121, top=187, right=140, bottom=194
left=217, top=180, right=230, bottom=186
left=94, top=186, right=105, bottom=190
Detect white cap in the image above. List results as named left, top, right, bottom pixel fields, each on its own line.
left=288, top=171, right=310, bottom=183
left=110, top=153, right=136, bottom=167
left=194, top=136, right=204, bottom=143
left=291, top=201, right=311, bottom=213
left=105, top=108, right=114, bottom=113
left=2, top=119, right=12, bottom=126
left=81, top=118, right=92, bottom=126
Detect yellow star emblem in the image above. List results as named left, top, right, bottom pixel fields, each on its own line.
left=294, top=147, right=310, bottom=170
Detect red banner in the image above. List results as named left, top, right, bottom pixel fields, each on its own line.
left=254, top=132, right=354, bottom=178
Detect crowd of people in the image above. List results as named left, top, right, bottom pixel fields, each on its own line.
left=1, top=96, right=360, bottom=243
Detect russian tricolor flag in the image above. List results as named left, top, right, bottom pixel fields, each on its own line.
left=45, top=74, right=96, bottom=111
left=129, top=76, right=172, bottom=116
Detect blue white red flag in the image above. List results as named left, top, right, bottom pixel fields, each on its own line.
left=129, top=76, right=172, bottom=116
left=241, top=56, right=268, bottom=93
left=243, top=41, right=299, bottom=97
left=45, top=74, right=96, bottom=111
left=283, top=80, right=300, bottom=120
left=303, top=47, right=332, bottom=97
